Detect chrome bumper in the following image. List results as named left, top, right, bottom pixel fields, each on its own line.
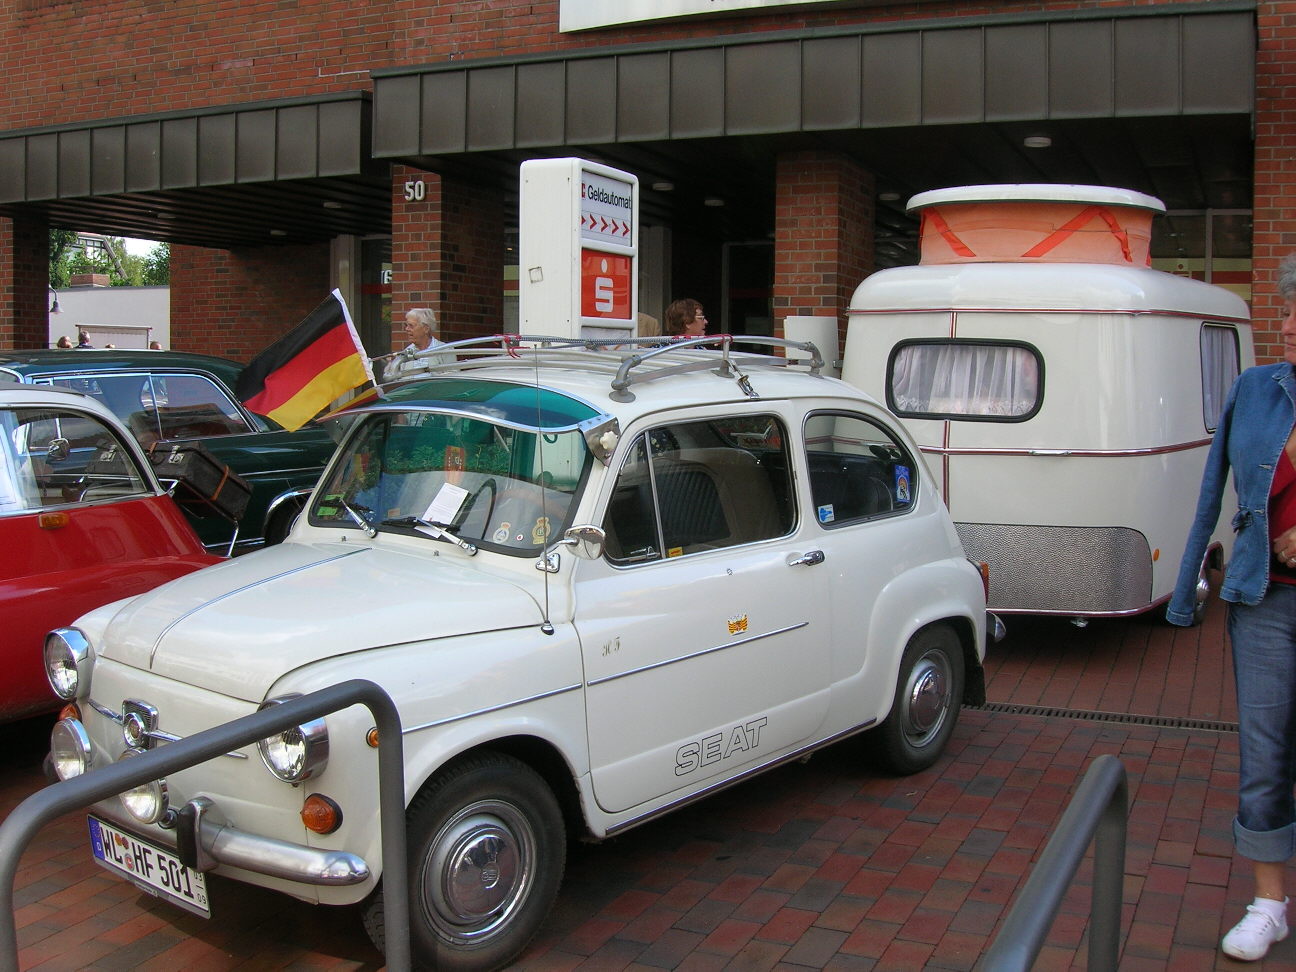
left=178, top=796, right=369, bottom=884
left=988, top=612, right=1007, bottom=644
left=94, top=796, right=369, bottom=887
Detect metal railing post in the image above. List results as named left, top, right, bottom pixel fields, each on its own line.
left=0, top=678, right=408, bottom=972
left=982, top=753, right=1128, bottom=971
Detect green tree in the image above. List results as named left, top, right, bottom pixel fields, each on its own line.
left=48, top=232, right=169, bottom=287
left=141, top=243, right=170, bottom=286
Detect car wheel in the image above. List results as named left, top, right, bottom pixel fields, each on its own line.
left=264, top=498, right=305, bottom=545
left=1166, top=549, right=1214, bottom=626
left=363, top=752, right=566, bottom=971
left=870, top=624, right=964, bottom=775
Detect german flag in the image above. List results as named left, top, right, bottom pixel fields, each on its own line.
left=236, top=291, right=379, bottom=431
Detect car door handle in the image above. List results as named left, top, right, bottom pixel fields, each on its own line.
left=786, top=550, right=824, bottom=567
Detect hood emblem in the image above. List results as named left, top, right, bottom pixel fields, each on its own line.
left=121, top=700, right=159, bottom=750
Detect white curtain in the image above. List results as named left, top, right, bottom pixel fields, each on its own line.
left=1199, top=325, right=1239, bottom=432
left=891, top=343, right=1039, bottom=418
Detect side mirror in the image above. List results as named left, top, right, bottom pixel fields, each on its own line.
left=46, top=437, right=70, bottom=464
left=564, top=524, right=606, bottom=560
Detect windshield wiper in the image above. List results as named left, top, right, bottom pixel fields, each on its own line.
left=342, top=501, right=376, bottom=538
left=380, top=515, right=477, bottom=556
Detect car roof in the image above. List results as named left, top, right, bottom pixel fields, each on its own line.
left=0, top=349, right=245, bottom=387
left=367, top=336, right=881, bottom=426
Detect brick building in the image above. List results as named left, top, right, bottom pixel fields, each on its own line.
left=0, top=1, right=1284, bottom=361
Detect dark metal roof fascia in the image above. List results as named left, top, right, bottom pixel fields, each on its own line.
left=0, top=92, right=375, bottom=206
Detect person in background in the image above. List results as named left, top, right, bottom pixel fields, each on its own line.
left=664, top=298, right=708, bottom=338
left=54, top=335, right=72, bottom=349
left=386, top=307, right=443, bottom=379
left=75, top=332, right=92, bottom=349
left=1168, top=251, right=1296, bottom=961
left=149, top=340, right=163, bottom=350
left=636, top=311, right=660, bottom=339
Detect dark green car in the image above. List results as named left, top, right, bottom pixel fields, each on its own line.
left=0, top=349, right=338, bottom=552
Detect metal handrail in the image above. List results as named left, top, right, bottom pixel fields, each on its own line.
left=982, top=753, right=1128, bottom=971
left=0, top=679, right=409, bottom=972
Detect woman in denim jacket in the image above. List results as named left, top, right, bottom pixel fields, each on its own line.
left=1169, top=254, right=1296, bottom=960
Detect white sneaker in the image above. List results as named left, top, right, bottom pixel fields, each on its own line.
left=1222, top=902, right=1289, bottom=961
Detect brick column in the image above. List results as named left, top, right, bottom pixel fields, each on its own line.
left=0, top=213, right=51, bottom=350
left=773, top=151, right=874, bottom=354
left=391, top=164, right=503, bottom=348
left=171, top=243, right=330, bottom=361
left=1252, top=2, right=1296, bottom=364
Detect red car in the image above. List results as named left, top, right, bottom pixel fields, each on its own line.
left=0, top=380, right=219, bottom=722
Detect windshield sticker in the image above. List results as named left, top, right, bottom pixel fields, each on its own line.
left=894, top=466, right=911, bottom=503
left=818, top=504, right=835, bottom=524
left=422, top=483, right=468, bottom=526
left=667, top=546, right=683, bottom=558
left=531, top=517, right=551, bottom=544
left=493, top=522, right=512, bottom=544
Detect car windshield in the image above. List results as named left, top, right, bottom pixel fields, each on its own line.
left=309, top=409, right=592, bottom=554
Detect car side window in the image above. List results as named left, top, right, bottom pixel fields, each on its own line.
left=602, top=414, right=794, bottom=564
left=48, top=373, right=251, bottom=446
left=0, top=407, right=150, bottom=513
left=804, top=412, right=917, bottom=526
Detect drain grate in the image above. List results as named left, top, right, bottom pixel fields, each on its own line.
left=972, top=701, right=1237, bottom=733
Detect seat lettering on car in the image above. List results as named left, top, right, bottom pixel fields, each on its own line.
left=675, top=716, right=768, bottom=776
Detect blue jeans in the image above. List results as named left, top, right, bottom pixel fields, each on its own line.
left=1229, top=584, right=1296, bottom=862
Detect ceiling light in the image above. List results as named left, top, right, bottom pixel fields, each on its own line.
left=269, top=229, right=288, bottom=237
left=703, top=197, right=725, bottom=207
left=322, top=200, right=344, bottom=210
left=651, top=181, right=675, bottom=192
left=878, top=191, right=901, bottom=202
left=1023, top=135, right=1052, bottom=149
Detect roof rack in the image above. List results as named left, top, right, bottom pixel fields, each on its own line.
left=376, top=334, right=825, bottom=400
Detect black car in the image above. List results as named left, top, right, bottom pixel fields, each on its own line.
left=0, top=349, right=337, bottom=551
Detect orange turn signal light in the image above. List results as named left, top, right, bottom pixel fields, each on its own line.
left=58, top=702, right=81, bottom=722
left=366, top=727, right=380, bottom=748
left=301, top=793, right=343, bottom=835
left=39, top=512, right=70, bottom=529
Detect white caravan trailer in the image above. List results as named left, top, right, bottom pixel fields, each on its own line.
left=842, top=184, right=1253, bottom=623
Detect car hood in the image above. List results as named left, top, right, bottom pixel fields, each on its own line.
left=99, top=541, right=544, bottom=701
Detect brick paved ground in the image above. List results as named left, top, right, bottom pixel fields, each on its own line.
left=2, top=597, right=1287, bottom=970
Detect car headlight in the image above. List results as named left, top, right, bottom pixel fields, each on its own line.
left=117, top=748, right=170, bottom=825
left=50, top=718, right=93, bottom=780
left=45, top=628, right=93, bottom=701
left=257, top=696, right=329, bottom=783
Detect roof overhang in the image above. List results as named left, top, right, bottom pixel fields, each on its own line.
left=371, top=2, right=1255, bottom=259
left=0, top=92, right=390, bottom=248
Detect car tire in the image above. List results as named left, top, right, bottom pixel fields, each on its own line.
left=869, top=624, right=964, bottom=776
left=363, top=751, right=566, bottom=971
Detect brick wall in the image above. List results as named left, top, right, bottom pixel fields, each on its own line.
left=773, top=151, right=874, bottom=353
left=1252, top=1, right=1295, bottom=364
left=390, top=165, right=503, bottom=348
left=0, top=1, right=1165, bottom=130
left=0, top=213, right=49, bottom=348
left=169, top=243, right=330, bottom=361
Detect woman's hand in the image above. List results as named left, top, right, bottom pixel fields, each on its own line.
left=1273, top=525, right=1296, bottom=566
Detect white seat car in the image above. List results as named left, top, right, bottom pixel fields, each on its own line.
left=46, top=336, right=996, bottom=971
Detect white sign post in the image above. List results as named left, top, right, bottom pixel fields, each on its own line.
left=519, top=158, right=638, bottom=341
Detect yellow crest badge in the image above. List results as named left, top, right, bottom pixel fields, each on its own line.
left=727, top=615, right=749, bottom=635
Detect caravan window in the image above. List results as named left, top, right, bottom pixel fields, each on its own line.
left=887, top=340, right=1043, bottom=421
left=1200, top=324, right=1241, bottom=432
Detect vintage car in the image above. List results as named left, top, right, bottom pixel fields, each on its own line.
left=0, top=349, right=337, bottom=552
left=45, top=337, right=996, bottom=970
left=0, top=380, right=217, bottom=723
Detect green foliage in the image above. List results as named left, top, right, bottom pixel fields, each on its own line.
left=48, top=232, right=171, bottom=288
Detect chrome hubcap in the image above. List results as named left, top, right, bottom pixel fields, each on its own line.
left=423, top=800, right=533, bottom=944
left=903, top=651, right=951, bottom=747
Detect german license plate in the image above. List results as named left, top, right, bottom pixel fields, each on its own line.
left=88, top=815, right=210, bottom=917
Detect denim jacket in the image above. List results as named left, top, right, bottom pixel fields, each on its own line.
left=1167, top=363, right=1296, bottom=625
